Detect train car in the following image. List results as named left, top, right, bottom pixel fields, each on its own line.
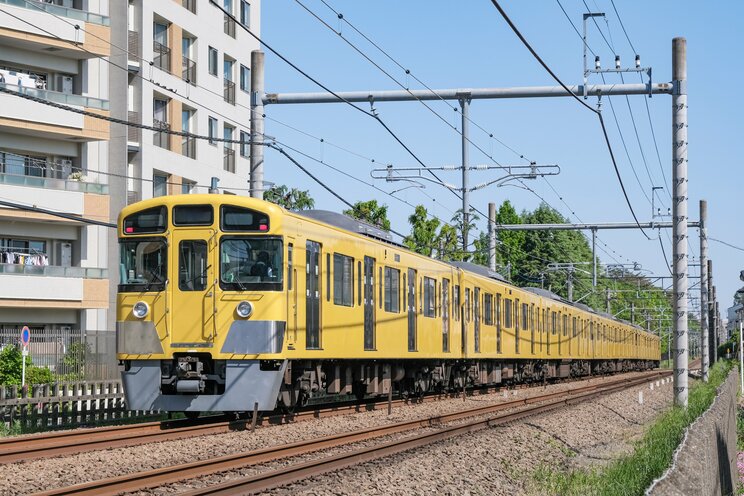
left=116, top=194, right=660, bottom=414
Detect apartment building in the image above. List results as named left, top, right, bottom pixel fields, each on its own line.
left=0, top=0, right=111, bottom=335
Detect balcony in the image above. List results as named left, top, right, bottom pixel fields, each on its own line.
left=223, top=147, right=235, bottom=173
left=0, top=81, right=109, bottom=110
left=0, top=172, right=107, bottom=194
left=182, top=0, right=196, bottom=14
left=153, top=119, right=170, bottom=149
left=0, top=264, right=107, bottom=279
left=0, top=0, right=110, bottom=26
left=153, top=41, right=171, bottom=72
left=182, top=56, right=196, bottom=85
left=182, top=136, right=196, bottom=159
left=223, top=79, right=235, bottom=105
left=224, top=14, right=236, bottom=37
left=0, top=154, right=107, bottom=194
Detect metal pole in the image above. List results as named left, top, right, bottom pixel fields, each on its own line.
left=249, top=50, right=265, bottom=198
left=592, top=228, right=597, bottom=287
left=567, top=268, right=574, bottom=302
left=739, top=322, right=743, bottom=394
left=630, top=302, right=635, bottom=324
left=460, top=97, right=470, bottom=254
left=488, top=202, right=496, bottom=272
left=605, top=288, right=610, bottom=313
left=699, top=200, right=709, bottom=381
left=708, top=259, right=714, bottom=364
left=711, top=283, right=717, bottom=363
left=672, top=37, right=688, bottom=407
left=715, top=300, right=720, bottom=360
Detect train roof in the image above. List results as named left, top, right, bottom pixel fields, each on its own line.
left=449, top=261, right=507, bottom=282
left=297, top=210, right=402, bottom=246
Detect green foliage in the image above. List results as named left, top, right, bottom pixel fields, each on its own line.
left=26, top=366, right=53, bottom=385
left=0, top=345, right=54, bottom=386
left=532, top=361, right=733, bottom=495
left=263, top=185, right=315, bottom=211
left=403, top=205, right=440, bottom=256
left=343, top=200, right=391, bottom=230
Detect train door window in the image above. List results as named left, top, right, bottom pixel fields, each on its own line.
left=357, top=261, right=362, bottom=306
left=442, top=278, right=450, bottom=352
left=178, top=240, right=208, bottom=291
left=326, top=253, right=331, bottom=302
left=384, top=267, right=400, bottom=313
left=465, top=288, right=471, bottom=322
left=333, top=253, right=354, bottom=307
left=419, top=278, right=423, bottom=315
left=379, top=267, right=383, bottom=309
left=541, top=309, right=546, bottom=353
left=474, top=287, right=481, bottom=352
left=504, top=298, right=512, bottom=328
left=287, top=244, right=293, bottom=290
left=496, top=293, right=502, bottom=353
left=453, top=286, right=460, bottom=322
left=484, top=293, right=493, bottom=325
left=530, top=304, right=535, bottom=354
left=424, top=277, right=436, bottom=318
left=402, top=273, right=406, bottom=309
left=363, top=256, right=376, bottom=350
left=407, top=268, right=417, bottom=351
left=515, top=298, right=520, bottom=354
left=306, top=240, right=321, bottom=349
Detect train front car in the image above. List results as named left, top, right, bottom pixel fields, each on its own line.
left=117, top=195, right=288, bottom=414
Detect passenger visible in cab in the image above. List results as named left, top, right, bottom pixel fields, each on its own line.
left=251, top=250, right=273, bottom=278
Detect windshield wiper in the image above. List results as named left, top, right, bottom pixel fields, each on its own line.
left=144, top=270, right=165, bottom=292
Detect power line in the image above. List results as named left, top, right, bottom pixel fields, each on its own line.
left=709, top=237, right=744, bottom=253
left=0, top=198, right=116, bottom=228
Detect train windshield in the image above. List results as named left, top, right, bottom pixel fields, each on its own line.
left=220, top=237, right=283, bottom=291
left=119, top=239, right=167, bottom=292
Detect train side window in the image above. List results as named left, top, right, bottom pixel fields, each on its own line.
left=333, top=253, right=354, bottom=307
left=326, top=253, right=331, bottom=302
left=453, top=285, right=460, bottom=321
left=379, top=267, right=383, bottom=309
left=521, top=303, right=528, bottom=331
left=465, top=288, right=471, bottom=322
left=288, top=244, right=293, bottom=290
left=530, top=304, right=535, bottom=354
left=504, top=298, right=512, bottom=328
left=563, top=314, right=568, bottom=337
left=551, top=311, right=557, bottom=335
left=496, top=293, right=502, bottom=353
left=423, top=276, right=436, bottom=318
left=384, top=267, right=400, bottom=313
left=178, top=240, right=208, bottom=291
left=484, top=293, right=493, bottom=325
left=357, top=261, right=362, bottom=306
left=572, top=316, right=577, bottom=338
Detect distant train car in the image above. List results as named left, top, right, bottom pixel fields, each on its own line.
left=117, top=194, right=660, bottom=414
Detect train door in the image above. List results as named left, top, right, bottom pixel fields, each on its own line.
left=306, top=240, right=321, bottom=349
left=474, top=287, right=480, bottom=353
left=286, top=242, right=297, bottom=346
left=530, top=304, right=535, bottom=355
left=442, top=278, right=450, bottom=352
left=172, top=231, right=214, bottom=346
left=364, top=256, right=376, bottom=350
left=407, top=268, right=416, bottom=351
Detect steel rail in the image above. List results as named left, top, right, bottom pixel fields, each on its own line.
left=33, top=371, right=668, bottom=496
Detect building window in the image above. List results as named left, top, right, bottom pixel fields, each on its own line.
left=182, top=36, right=196, bottom=84
left=223, top=125, right=235, bottom=172
left=153, top=22, right=170, bottom=71
left=240, top=0, right=250, bottom=26
left=333, top=253, right=353, bottom=307
left=423, top=277, right=435, bottom=318
left=153, top=172, right=167, bottom=197
left=240, top=64, right=250, bottom=92
left=208, top=47, right=218, bottom=76
left=384, top=267, right=400, bottom=313
left=208, top=117, right=218, bottom=145
left=240, top=130, right=250, bottom=157
left=182, top=180, right=194, bottom=194
left=153, top=98, right=169, bottom=148
left=223, top=0, right=236, bottom=37
left=224, top=58, right=235, bottom=104
left=182, top=108, right=195, bottom=159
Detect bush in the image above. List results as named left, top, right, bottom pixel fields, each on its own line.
left=0, top=344, right=54, bottom=386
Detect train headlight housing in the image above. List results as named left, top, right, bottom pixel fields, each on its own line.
left=132, top=301, right=150, bottom=319
left=236, top=300, right=253, bottom=318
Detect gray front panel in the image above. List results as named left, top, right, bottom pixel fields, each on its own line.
left=122, top=359, right=287, bottom=411
left=221, top=320, right=286, bottom=354
left=116, top=321, right=164, bottom=355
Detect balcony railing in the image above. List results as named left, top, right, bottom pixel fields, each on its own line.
left=182, top=0, right=196, bottom=14
left=223, top=148, right=235, bottom=173
left=0, top=81, right=109, bottom=110
left=128, top=30, right=139, bottom=60
left=224, top=14, right=236, bottom=37
left=153, top=41, right=171, bottom=72
left=224, top=79, right=235, bottom=105
left=0, top=264, right=107, bottom=279
left=182, top=56, right=196, bottom=85
left=182, top=136, right=196, bottom=159
left=0, top=0, right=110, bottom=25
left=153, top=119, right=170, bottom=149
left=0, top=172, right=107, bottom=194
left=127, top=111, right=140, bottom=142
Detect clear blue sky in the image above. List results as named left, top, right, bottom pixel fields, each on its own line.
left=261, top=0, right=743, bottom=318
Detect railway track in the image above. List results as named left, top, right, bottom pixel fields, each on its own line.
left=0, top=371, right=636, bottom=464
left=32, top=370, right=670, bottom=496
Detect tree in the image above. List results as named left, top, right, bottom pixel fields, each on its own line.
left=263, top=185, right=315, bottom=211
left=450, top=208, right=479, bottom=261
left=343, top=200, right=391, bottom=230
left=403, top=205, right=440, bottom=256
left=436, top=223, right=464, bottom=261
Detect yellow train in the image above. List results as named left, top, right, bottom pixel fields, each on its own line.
left=117, top=194, right=660, bottom=414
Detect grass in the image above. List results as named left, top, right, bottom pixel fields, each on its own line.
left=532, top=360, right=734, bottom=496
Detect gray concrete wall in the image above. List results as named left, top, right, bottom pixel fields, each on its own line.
left=647, top=369, right=738, bottom=496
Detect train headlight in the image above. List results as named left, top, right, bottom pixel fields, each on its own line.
left=132, top=301, right=150, bottom=319
left=236, top=300, right=253, bottom=318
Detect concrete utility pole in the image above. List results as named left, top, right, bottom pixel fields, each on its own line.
left=488, top=202, right=497, bottom=272
left=699, top=200, right=709, bottom=382
left=249, top=50, right=265, bottom=198
left=672, top=37, right=688, bottom=407
left=459, top=96, right=471, bottom=252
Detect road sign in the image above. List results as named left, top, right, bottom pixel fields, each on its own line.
left=20, top=326, right=30, bottom=347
